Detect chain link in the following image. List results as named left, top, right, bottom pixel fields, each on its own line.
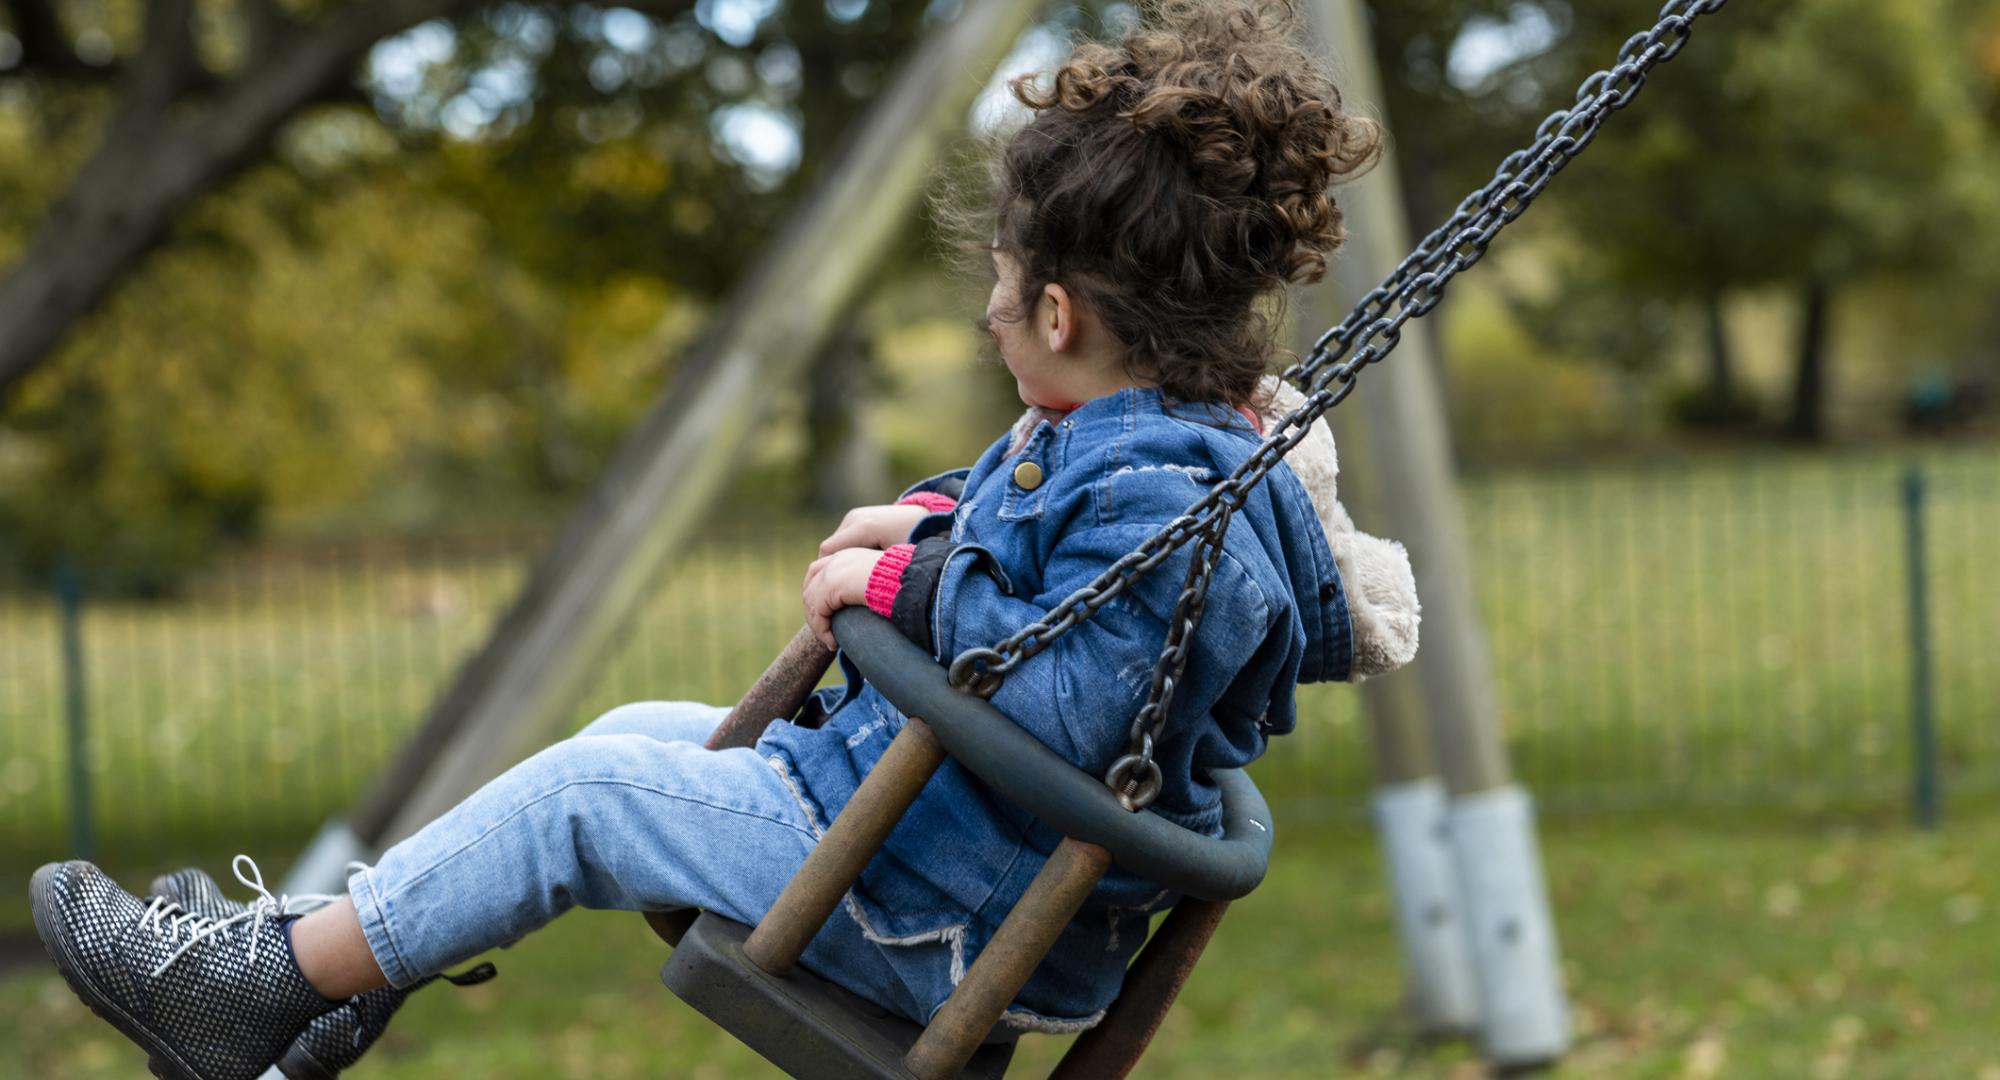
left=946, top=0, right=1730, bottom=810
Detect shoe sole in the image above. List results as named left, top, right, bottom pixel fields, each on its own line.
left=30, top=862, right=207, bottom=1080
left=276, top=1043, right=337, bottom=1080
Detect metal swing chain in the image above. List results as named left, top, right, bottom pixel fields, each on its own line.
left=1102, top=501, right=1237, bottom=810
left=946, top=0, right=1730, bottom=811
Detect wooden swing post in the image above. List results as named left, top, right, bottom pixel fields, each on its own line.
left=744, top=717, right=947, bottom=977
left=904, top=838, right=1111, bottom=1079
left=705, top=627, right=835, bottom=751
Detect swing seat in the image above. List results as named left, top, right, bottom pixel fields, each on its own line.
left=663, top=912, right=1017, bottom=1080
left=656, top=608, right=1273, bottom=1080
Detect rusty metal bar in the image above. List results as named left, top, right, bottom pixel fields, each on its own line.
left=1049, top=898, right=1231, bottom=1079
left=706, top=625, right=836, bottom=750
left=742, top=717, right=946, bottom=977
left=904, top=838, right=1112, bottom=1080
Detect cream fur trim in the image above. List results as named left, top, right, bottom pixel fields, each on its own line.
left=1251, top=376, right=1421, bottom=678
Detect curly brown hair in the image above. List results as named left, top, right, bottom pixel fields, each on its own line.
left=947, top=0, right=1381, bottom=407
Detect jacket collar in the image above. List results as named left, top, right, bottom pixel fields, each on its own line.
left=1051, top=387, right=1261, bottom=437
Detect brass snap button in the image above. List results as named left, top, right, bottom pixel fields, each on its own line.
left=1012, top=461, right=1044, bottom=491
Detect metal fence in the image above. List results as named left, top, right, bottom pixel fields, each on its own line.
left=2, top=450, right=1995, bottom=888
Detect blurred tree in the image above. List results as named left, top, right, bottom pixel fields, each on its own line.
left=0, top=0, right=948, bottom=397
left=803, top=312, right=890, bottom=513
left=1464, top=0, right=2000, bottom=439
left=0, top=163, right=576, bottom=589
left=0, top=0, right=960, bottom=585
left=1362, top=0, right=1538, bottom=236
left=421, top=0, right=939, bottom=293
left=1349, top=0, right=1580, bottom=420
left=0, top=0, right=526, bottom=396
left=417, top=1, right=943, bottom=505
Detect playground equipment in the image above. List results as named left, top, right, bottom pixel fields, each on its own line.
left=654, top=614, right=1267, bottom=1079
left=640, top=8, right=1732, bottom=1076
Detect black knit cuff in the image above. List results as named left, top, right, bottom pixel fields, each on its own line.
left=891, top=535, right=954, bottom=655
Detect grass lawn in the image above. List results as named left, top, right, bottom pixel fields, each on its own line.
left=3, top=447, right=1996, bottom=885
left=6, top=803, right=1999, bottom=1079
left=1, top=447, right=1996, bottom=1075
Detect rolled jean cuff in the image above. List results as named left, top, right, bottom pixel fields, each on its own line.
left=348, top=865, right=419, bottom=989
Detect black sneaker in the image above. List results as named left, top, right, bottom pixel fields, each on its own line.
left=29, top=860, right=337, bottom=1080
left=151, top=863, right=496, bottom=1080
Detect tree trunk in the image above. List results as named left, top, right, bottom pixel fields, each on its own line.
left=805, top=314, right=890, bottom=514
left=1785, top=280, right=1832, bottom=442
left=1702, top=291, right=1734, bottom=408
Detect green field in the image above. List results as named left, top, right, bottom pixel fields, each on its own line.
left=7, top=805, right=2000, bottom=1078
left=3, top=447, right=1993, bottom=871
left=2, top=448, right=1997, bottom=1075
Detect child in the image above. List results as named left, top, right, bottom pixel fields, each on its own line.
left=29, top=3, right=1418, bottom=1077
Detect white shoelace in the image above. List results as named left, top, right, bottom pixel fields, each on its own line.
left=140, top=854, right=344, bottom=977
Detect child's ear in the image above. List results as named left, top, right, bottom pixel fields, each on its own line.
left=1042, top=283, right=1073, bottom=353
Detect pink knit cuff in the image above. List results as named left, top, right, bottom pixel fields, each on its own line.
left=897, top=492, right=959, bottom=515
left=866, top=543, right=917, bottom=618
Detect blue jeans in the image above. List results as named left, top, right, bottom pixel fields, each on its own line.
left=346, top=701, right=929, bottom=1022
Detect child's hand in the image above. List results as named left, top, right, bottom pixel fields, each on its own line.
left=818, top=504, right=929, bottom=556
left=802, top=548, right=882, bottom=651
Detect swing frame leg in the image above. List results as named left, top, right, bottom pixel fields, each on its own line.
left=903, top=838, right=1112, bottom=1080
left=744, top=718, right=948, bottom=977
left=1050, top=898, right=1231, bottom=1079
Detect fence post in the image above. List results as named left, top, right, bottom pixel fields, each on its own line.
left=1901, top=467, right=1940, bottom=830
left=56, top=559, right=94, bottom=860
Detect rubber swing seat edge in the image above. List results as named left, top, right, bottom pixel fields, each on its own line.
left=661, top=911, right=1018, bottom=1080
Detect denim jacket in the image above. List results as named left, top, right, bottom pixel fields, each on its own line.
left=757, top=386, right=1354, bottom=1032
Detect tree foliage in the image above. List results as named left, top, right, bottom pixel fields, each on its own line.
left=9, top=0, right=1998, bottom=586
left=1546, top=0, right=1999, bottom=297
left=0, top=0, right=962, bottom=585
left=1377, top=0, right=2000, bottom=435
left=0, top=162, right=577, bottom=588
